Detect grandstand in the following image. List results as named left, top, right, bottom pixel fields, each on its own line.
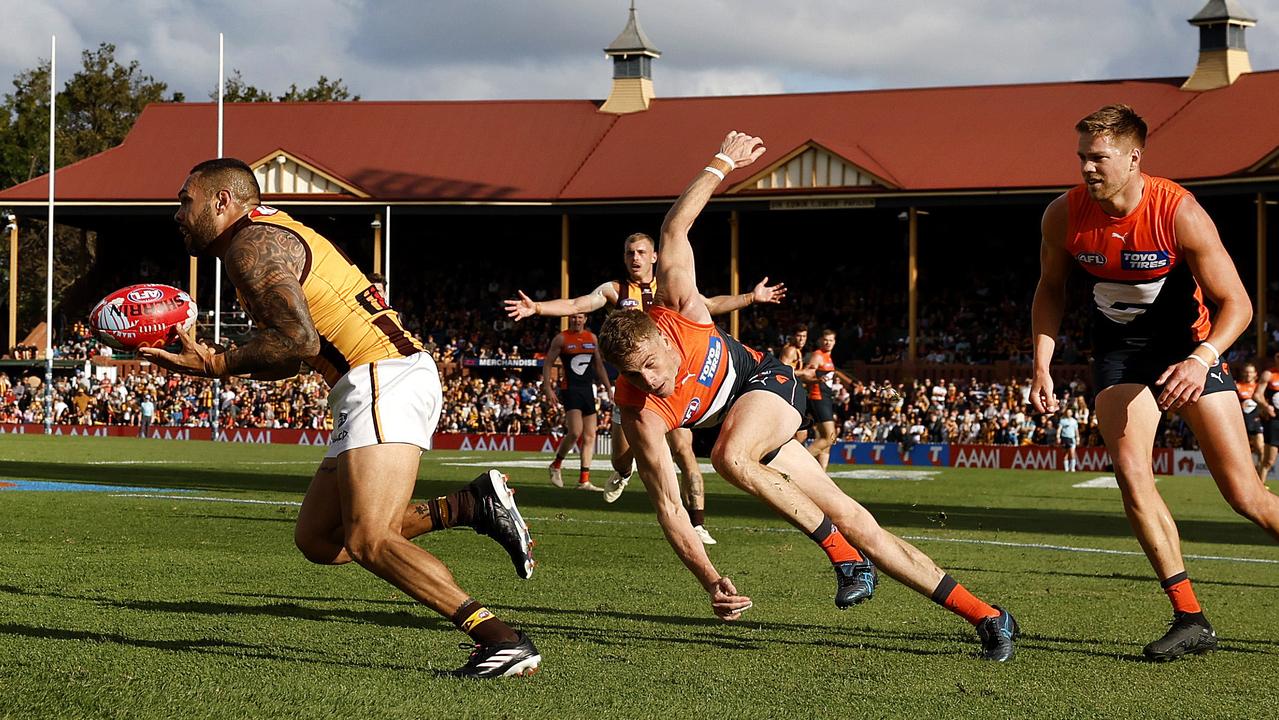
left=0, top=1, right=1274, bottom=467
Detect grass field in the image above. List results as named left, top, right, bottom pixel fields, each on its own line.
left=1, top=435, right=1277, bottom=719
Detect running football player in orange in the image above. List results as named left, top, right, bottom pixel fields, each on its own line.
left=1031, top=104, right=1279, bottom=660
left=601, top=130, right=1018, bottom=660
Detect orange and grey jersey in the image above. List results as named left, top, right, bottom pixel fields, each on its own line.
left=558, top=330, right=599, bottom=390
left=218, top=206, right=424, bottom=386
left=1065, top=175, right=1211, bottom=354
left=806, top=348, right=836, bottom=401
left=615, top=278, right=656, bottom=311
left=614, top=306, right=765, bottom=431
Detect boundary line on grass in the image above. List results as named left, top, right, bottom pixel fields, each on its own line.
left=107, top=493, right=1279, bottom=565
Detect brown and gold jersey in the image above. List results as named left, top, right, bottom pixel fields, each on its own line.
left=615, top=278, right=656, bottom=311
left=228, top=206, right=424, bottom=386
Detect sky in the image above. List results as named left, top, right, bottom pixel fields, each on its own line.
left=2, top=1, right=1278, bottom=101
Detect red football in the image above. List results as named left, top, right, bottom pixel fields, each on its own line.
left=90, top=284, right=198, bottom=351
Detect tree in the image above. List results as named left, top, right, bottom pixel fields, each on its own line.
left=279, top=76, right=359, bottom=102
left=0, top=43, right=174, bottom=349
left=213, top=71, right=360, bottom=103
left=217, top=69, right=273, bottom=103
left=0, top=43, right=177, bottom=188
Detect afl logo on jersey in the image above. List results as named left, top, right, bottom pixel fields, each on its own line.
left=1121, top=250, right=1170, bottom=271
left=681, top=397, right=701, bottom=425
left=619, top=298, right=640, bottom=309
left=1075, top=252, right=1106, bottom=266
left=698, top=337, right=723, bottom=388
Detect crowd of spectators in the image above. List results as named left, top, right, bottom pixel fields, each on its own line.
left=822, top=375, right=1198, bottom=450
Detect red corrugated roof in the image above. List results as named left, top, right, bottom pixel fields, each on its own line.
left=3, top=71, right=1278, bottom=204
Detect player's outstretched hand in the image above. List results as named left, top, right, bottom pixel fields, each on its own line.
left=708, top=576, right=753, bottom=621
left=504, top=290, right=537, bottom=321
left=720, top=131, right=766, bottom=169
left=751, top=276, right=786, bottom=305
left=1155, top=359, right=1208, bottom=411
left=1029, top=370, right=1058, bottom=414
left=138, top=325, right=220, bottom=378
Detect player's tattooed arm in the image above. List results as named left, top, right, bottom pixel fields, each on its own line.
left=215, top=226, right=320, bottom=379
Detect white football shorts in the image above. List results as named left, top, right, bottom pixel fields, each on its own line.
left=325, top=352, right=442, bottom=458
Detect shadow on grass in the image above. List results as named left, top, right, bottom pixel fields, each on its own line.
left=8, top=457, right=1276, bottom=548
left=0, top=584, right=448, bottom=632
left=947, top=565, right=1279, bottom=591
left=0, top=622, right=429, bottom=671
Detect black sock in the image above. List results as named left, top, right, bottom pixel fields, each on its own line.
left=451, top=598, right=518, bottom=645
left=688, top=507, right=705, bottom=527
left=415, top=489, right=476, bottom=532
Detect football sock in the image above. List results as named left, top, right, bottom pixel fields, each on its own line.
left=807, top=515, right=865, bottom=564
left=551, top=455, right=565, bottom=469
left=578, top=469, right=591, bottom=485
left=1161, top=571, right=1202, bottom=614
left=931, top=574, right=1000, bottom=625
left=451, top=598, right=518, bottom=645
left=688, top=507, right=705, bottom=528
left=411, top=489, right=476, bottom=533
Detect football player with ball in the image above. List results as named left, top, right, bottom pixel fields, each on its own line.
left=139, top=158, right=541, bottom=678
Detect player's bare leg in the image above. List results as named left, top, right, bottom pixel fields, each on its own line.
left=712, top=391, right=1014, bottom=657
left=300, top=456, right=536, bottom=581
left=1180, top=392, right=1279, bottom=539
left=808, top=419, right=837, bottom=470
left=577, top=412, right=602, bottom=490
left=549, top=409, right=584, bottom=488
left=603, top=420, right=638, bottom=502
left=295, top=457, right=352, bottom=564
left=1096, top=384, right=1216, bottom=659
left=1249, top=433, right=1265, bottom=483
left=1261, top=445, right=1278, bottom=486
left=1096, top=385, right=1185, bottom=579
left=669, top=427, right=715, bottom=544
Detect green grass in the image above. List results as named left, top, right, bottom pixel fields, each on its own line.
left=1, top=434, right=1277, bottom=719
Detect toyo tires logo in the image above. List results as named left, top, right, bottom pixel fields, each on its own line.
left=126, top=287, right=165, bottom=303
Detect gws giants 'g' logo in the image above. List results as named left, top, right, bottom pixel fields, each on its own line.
left=126, top=288, right=165, bottom=303
left=1075, top=252, right=1106, bottom=266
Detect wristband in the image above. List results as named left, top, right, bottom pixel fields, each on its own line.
left=714, top=152, right=736, bottom=170
left=1185, top=353, right=1210, bottom=369
left=533, top=302, right=541, bottom=316
left=703, top=165, right=726, bottom=182
left=1198, top=341, right=1220, bottom=362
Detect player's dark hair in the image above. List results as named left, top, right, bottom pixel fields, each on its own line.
left=792, top=323, right=808, bottom=334
left=1075, top=104, right=1147, bottom=147
left=189, top=158, right=261, bottom=204
left=599, top=309, right=659, bottom=366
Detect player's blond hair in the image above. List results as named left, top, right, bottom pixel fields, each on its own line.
left=1075, top=104, right=1147, bottom=147
left=623, top=232, right=655, bottom=250
left=600, top=309, right=659, bottom=366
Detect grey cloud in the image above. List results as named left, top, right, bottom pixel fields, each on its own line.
left=1, top=0, right=1277, bottom=102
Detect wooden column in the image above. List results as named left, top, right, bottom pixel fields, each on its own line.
left=188, top=256, right=198, bottom=309
left=729, top=210, right=741, bottom=337
left=907, top=207, right=919, bottom=369
left=560, top=214, right=570, bottom=332
left=372, top=212, right=383, bottom=275
left=1260, top=192, right=1269, bottom=359
left=6, top=215, right=16, bottom=352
